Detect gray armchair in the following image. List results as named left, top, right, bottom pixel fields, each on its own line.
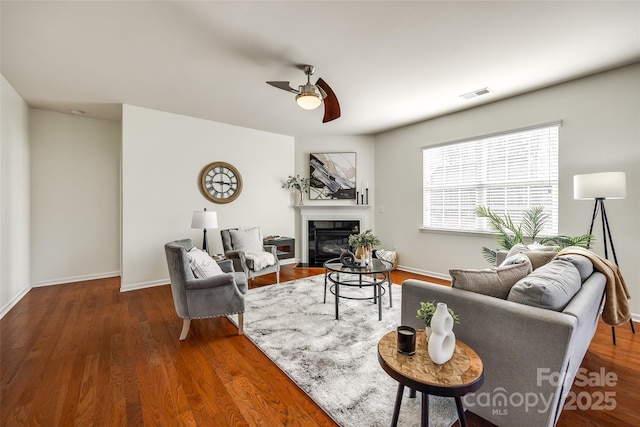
left=164, top=239, right=248, bottom=340
left=221, top=228, right=280, bottom=283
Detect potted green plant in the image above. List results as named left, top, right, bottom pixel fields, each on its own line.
left=417, top=301, right=460, bottom=338
left=282, top=175, right=310, bottom=205
left=348, top=229, right=381, bottom=265
left=475, top=205, right=593, bottom=265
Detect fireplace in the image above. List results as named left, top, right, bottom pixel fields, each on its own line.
left=297, top=205, right=371, bottom=265
left=308, top=220, right=360, bottom=266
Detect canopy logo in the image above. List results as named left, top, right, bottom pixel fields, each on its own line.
left=463, top=368, right=618, bottom=415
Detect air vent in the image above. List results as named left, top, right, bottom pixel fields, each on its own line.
left=460, top=87, right=491, bottom=100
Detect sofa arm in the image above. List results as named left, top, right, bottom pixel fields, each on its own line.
left=263, top=245, right=281, bottom=268
left=183, top=273, right=245, bottom=318
left=185, top=272, right=237, bottom=291
left=401, top=279, right=578, bottom=427
left=217, top=259, right=234, bottom=273
left=224, top=250, right=250, bottom=276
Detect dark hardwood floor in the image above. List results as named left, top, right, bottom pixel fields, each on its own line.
left=1, top=265, right=638, bottom=426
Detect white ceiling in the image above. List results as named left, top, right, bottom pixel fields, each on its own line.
left=2, top=1, right=639, bottom=137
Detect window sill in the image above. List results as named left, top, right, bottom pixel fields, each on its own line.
left=419, top=227, right=493, bottom=239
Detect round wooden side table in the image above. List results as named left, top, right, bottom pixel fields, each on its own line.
left=377, top=330, right=484, bottom=427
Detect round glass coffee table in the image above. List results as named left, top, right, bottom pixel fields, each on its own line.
left=323, top=257, right=393, bottom=321
left=378, top=330, right=484, bottom=427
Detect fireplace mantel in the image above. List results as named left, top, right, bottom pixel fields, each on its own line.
left=297, top=205, right=371, bottom=264
left=296, top=205, right=371, bottom=214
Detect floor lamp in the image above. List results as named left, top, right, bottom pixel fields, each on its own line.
left=191, top=208, right=218, bottom=255
left=574, top=172, right=635, bottom=344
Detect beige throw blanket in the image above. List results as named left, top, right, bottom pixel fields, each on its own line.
left=246, top=251, right=275, bottom=271
left=557, top=246, right=631, bottom=326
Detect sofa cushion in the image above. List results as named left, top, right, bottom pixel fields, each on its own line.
left=528, top=242, right=559, bottom=252
left=450, top=262, right=530, bottom=299
left=187, top=247, right=223, bottom=278
left=506, top=243, right=557, bottom=270
left=499, top=253, right=533, bottom=274
left=230, top=227, right=263, bottom=253
left=556, top=254, right=593, bottom=282
left=507, top=259, right=582, bottom=311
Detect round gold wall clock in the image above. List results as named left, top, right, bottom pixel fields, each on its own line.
left=199, top=161, right=243, bottom=204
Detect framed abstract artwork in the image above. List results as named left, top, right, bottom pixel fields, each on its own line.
left=309, top=152, right=356, bottom=200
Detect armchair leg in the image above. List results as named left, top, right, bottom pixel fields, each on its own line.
left=179, top=318, right=191, bottom=341
left=276, top=271, right=280, bottom=283
left=238, top=313, right=244, bottom=335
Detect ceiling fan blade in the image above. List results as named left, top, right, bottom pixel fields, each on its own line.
left=266, top=81, right=299, bottom=94
left=316, top=78, right=341, bottom=123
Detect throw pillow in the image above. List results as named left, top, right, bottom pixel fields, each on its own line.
left=528, top=242, right=559, bottom=252
left=450, top=262, right=531, bottom=299
left=556, top=254, right=594, bottom=282
left=187, top=247, right=223, bottom=278
left=230, top=227, right=263, bottom=253
left=507, top=259, right=582, bottom=311
left=505, top=244, right=557, bottom=270
left=499, top=253, right=533, bottom=274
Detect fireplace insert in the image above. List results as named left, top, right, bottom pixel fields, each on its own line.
left=308, top=220, right=360, bottom=266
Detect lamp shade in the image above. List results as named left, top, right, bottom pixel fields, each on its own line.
left=573, top=172, right=626, bottom=200
left=191, top=210, right=218, bottom=229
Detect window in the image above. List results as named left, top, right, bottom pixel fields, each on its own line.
left=422, top=122, right=560, bottom=234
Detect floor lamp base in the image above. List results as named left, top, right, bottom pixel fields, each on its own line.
left=587, top=199, right=635, bottom=345
left=611, top=321, right=636, bottom=346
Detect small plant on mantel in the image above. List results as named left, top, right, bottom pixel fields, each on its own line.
left=282, top=175, right=310, bottom=205
left=417, top=301, right=460, bottom=336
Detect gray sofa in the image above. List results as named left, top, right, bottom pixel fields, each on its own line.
left=401, top=259, right=606, bottom=427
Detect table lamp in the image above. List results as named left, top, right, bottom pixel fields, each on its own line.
left=191, top=208, right=218, bottom=254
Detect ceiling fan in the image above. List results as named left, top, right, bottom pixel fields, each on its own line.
left=267, top=64, right=341, bottom=123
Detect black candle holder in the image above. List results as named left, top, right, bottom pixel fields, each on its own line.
left=397, top=326, right=416, bottom=355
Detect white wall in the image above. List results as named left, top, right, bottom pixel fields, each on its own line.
left=0, top=76, right=31, bottom=317
left=121, top=105, right=295, bottom=290
left=29, top=109, right=121, bottom=286
left=374, top=63, right=640, bottom=317
left=294, top=136, right=376, bottom=257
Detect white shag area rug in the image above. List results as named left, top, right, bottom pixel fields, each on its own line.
left=234, top=274, right=457, bottom=427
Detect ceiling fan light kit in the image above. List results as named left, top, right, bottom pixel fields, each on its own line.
left=296, top=90, right=322, bottom=110
left=267, top=64, right=341, bottom=122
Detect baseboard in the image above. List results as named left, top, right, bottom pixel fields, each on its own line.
left=31, top=271, right=120, bottom=287
left=280, top=258, right=299, bottom=266
left=120, top=279, right=168, bottom=292
left=0, top=285, right=31, bottom=319
left=396, top=264, right=451, bottom=282
left=119, top=262, right=297, bottom=292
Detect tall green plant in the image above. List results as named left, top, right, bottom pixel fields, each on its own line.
left=476, top=205, right=593, bottom=265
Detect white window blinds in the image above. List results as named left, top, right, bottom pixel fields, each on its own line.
left=422, top=122, right=560, bottom=234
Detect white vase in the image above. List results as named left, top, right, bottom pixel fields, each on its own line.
left=427, top=303, right=456, bottom=364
